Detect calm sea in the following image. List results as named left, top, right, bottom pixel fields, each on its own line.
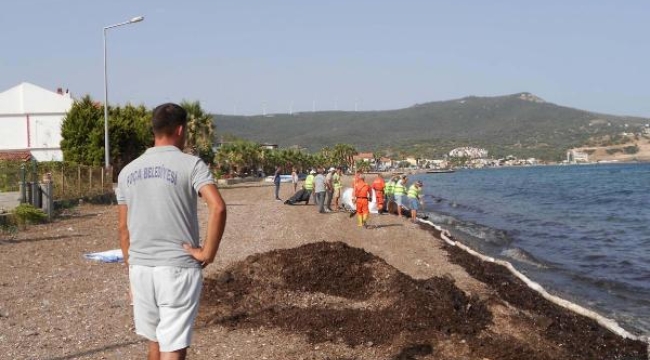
left=410, top=163, right=650, bottom=336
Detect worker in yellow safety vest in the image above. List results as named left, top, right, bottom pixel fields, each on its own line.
left=407, top=180, right=423, bottom=223
left=383, top=175, right=398, bottom=213
left=392, top=175, right=407, bottom=217
left=332, top=167, right=343, bottom=210
left=303, top=169, right=315, bottom=205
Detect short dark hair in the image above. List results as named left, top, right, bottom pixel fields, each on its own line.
left=152, top=103, right=187, bottom=136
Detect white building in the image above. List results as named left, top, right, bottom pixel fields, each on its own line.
left=448, top=146, right=488, bottom=159
left=0, top=82, right=73, bottom=161
left=567, top=149, right=589, bottom=163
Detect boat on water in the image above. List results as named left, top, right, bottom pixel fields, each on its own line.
left=425, top=169, right=455, bottom=174
left=379, top=169, right=455, bottom=176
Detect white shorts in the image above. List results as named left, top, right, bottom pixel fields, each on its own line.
left=129, top=265, right=203, bottom=352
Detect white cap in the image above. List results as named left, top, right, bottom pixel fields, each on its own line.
left=310, top=170, right=316, bottom=174
left=328, top=167, right=336, bottom=172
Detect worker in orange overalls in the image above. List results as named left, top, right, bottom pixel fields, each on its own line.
left=371, top=173, right=385, bottom=214
left=353, top=174, right=372, bottom=228
left=353, top=169, right=362, bottom=188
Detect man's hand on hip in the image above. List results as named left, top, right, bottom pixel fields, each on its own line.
left=183, top=243, right=212, bottom=268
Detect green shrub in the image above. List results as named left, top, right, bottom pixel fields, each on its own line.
left=12, top=204, right=47, bottom=228
left=623, top=145, right=639, bottom=154
left=606, top=148, right=622, bottom=155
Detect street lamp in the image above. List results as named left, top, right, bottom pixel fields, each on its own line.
left=103, top=15, right=144, bottom=171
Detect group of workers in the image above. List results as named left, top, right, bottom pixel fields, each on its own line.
left=353, top=172, right=424, bottom=228
left=299, top=166, right=344, bottom=213
left=290, top=167, right=424, bottom=228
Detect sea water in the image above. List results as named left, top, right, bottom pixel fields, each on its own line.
left=409, top=163, right=650, bottom=335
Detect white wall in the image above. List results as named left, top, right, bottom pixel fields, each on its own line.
left=0, top=89, right=23, bottom=114
left=0, top=115, right=28, bottom=149
left=31, top=149, right=63, bottom=162
left=29, top=114, right=63, bottom=150
left=0, top=83, right=72, bottom=160
left=0, top=113, right=64, bottom=152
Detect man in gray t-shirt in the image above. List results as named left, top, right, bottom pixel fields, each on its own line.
left=117, top=147, right=214, bottom=267
left=117, top=103, right=227, bottom=359
left=313, top=168, right=326, bottom=213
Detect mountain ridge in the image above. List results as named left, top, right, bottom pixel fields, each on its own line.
left=213, top=93, right=648, bottom=161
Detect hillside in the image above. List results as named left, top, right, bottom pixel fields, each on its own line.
left=213, top=93, right=648, bottom=161
left=573, top=134, right=650, bottom=163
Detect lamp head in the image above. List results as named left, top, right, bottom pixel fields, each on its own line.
left=130, top=16, right=144, bottom=23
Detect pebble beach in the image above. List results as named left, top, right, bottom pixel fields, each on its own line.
left=0, top=181, right=646, bottom=359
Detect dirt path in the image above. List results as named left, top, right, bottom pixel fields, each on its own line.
left=0, top=191, right=20, bottom=211
left=0, top=182, right=646, bottom=359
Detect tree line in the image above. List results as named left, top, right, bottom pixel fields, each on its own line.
left=60, top=96, right=359, bottom=178
left=61, top=96, right=214, bottom=176
left=216, top=142, right=359, bottom=177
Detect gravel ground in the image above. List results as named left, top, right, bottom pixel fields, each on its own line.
left=0, top=181, right=646, bottom=359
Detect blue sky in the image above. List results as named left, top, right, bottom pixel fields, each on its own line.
left=2, top=1, right=649, bottom=116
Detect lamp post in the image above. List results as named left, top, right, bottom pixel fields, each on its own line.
left=103, top=15, right=144, bottom=171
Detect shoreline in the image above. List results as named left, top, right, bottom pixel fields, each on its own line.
left=0, top=182, right=647, bottom=359
left=418, top=218, right=646, bottom=340
left=214, top=182, right=649, bottom=359
left=411, top=162, right=650, bottom=337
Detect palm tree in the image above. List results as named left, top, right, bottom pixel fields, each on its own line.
left=215, top=140, right=255, bottom=175
left=257, top=147, right=271, bottom=174
left=333, top=143, right=358, bottom=169
left=215, top=142, right=240, bottom=175
left=356, top=160, right=372, bottom=173
left=239, top=141, right=259, bottom=174
left=217, top=140, right=335, bottom=177
left=286, top=149, right=308, bottom=173
left=320, top=146, right=332, bottom=164
left=332, top=144, right=345, bottom=166
left=181, top=100, right=215, bottom=165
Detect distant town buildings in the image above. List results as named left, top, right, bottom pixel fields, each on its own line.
left=448, top=147, right=488, bottom=159
left=404, top=157, right=418, bottom=166
left=352, top=152, right=374, bottom=163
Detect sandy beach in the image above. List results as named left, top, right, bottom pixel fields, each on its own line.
left=0, top=181, right=647, bottom=359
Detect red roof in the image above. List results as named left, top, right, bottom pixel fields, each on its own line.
left=0, top=150, right=32, bottom=161
left=353, top=152, right=374, bottom=160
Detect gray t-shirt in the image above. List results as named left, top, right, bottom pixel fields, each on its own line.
left=116, top=146, right=214, bottom=268
left=314, top=174, right=325, bottom=193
